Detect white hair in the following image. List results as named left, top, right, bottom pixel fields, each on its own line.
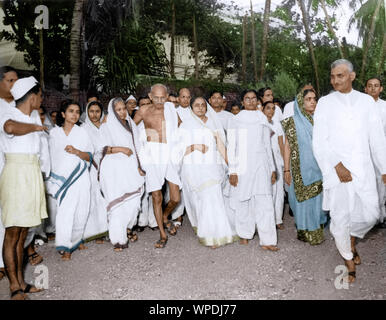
left=150, top=83, right=169, bottom=94
left=331, top=59, right=354, bottom=73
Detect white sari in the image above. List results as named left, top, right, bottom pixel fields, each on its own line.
left=81, top=103, right=108, bottom=241
left=48, top=125, right=93, bottom=253
left=177, top=106, right=237, bottom=246
left=98, top=99, right=145, bottom=246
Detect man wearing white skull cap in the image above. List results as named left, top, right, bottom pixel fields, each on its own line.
left=0, top=76, right=48, bottom=299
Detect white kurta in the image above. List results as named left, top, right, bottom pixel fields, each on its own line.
left=227, top=110, right=277, bottom=246
left=313, top=90, right=386, bottom=260
left=375, top=98, right=386, bottom=222
left=215, top=110, right=234, bottom=132
left=282, top=101, right=294, bottom=120
left=49, top=125, right=93, bottom=253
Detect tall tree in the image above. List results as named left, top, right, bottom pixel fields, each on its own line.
left=170, top=0, right=176, bottom=78
left=70, top=0, right=84, bottom=101
left=313, top=0, right=345, bottom=58
left=350, top=0, right=384, bottom=83
left=297, top=0, right=320, bottom=94
left=260, top=0, right=271, bottom=80
left=250, top=0, right=258, bottom=83
left=242, top=14, right=248, bottom=83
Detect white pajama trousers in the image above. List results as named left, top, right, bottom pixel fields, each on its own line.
left=109, top=196, right=141, bottom=246
left=232, top=195, right=277, bottom=246
left=327, top=183, right=378, bottom=261
left=273, top=170, right=285, bottom=225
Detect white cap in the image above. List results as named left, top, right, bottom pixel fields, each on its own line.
left=10, top=76, right=39, bottom=100
left=126, top=95, right=136, bottom=103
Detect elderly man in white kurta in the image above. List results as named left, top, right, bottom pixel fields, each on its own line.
left=227, top=89, right=278, bottom=251
left=365, top=77, right=386, bottom=227
left=313, top=60, right=386, bottom=283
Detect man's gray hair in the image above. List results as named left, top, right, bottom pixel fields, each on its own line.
left=150, top=83, right=168, bottom=94
left=331, top=59, right=354, bottom=73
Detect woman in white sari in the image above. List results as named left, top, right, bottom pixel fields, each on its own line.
left=81, top=101, right=108, bottom=243
left=177, top=97, right=237, bottom=248
left=47, top=101, right=93, bottom=261
left=98, top=98, right=145, bottom=252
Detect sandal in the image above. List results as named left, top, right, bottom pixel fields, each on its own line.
left=28, top=252, right=43, bottom=266
left=155, top=237, right=168, bottom=249
left=352, top=250, right=361, bottom=265
left=127, top=230, right=138, bottom=242
left=23, top=284, right=44, bottom=294
left=163, top=220, right=177, bottom=236
left=11, top=289, right=27, bottom=300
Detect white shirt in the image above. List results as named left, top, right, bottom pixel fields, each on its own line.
left=215, top=110, right=234, bottom=131
left=176, top=106, right=192, bottom=122
left=0, top=106, right=42, bottom=154
left=375, top=98, right=386, bottom=137
left=282, top=101, right=294, bottom=120
left=313, top=89, right=386, bottom=189
left=272, top=105, right=283, bottom=122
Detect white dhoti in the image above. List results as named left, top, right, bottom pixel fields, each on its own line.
left=230, top=194, right=277, bottom=246
left=137, top=190, right=157, bottom=228
left=325, top=182, right=379, bottom=260
left=376, top=173, right=386, bottom=222
left=109, top=195, right=141, bottom=246
left=143, top=142, right=182, bottom=193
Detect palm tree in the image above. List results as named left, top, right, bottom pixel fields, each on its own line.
left=314, top=0, right=345, bottom=58
left=349, top=0, right=385, bottom=83
left=70, top=0, right=85, bottom=102
left=297, top=0, right=320, bottom=94
left=250, top=0, right=258, bottom=83
left=259, top=0, right=271, bottom=81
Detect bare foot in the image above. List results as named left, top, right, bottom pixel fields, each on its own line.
left=0, top=268, right=6, bottom=281
left=79, top=243, right=88, bottom=250
left=211, top=245, right=219, bottom=249
left=276, top=224, right=284, bottom=230
left=345, top=259, right=356, bottom=283
left=95, top=239, right=104, bottom=244
left=22, top=284, right=44, bottom=294
left=11, top=289, right=27, bottom=300
left=261, top=245, right=279, bottom=252
left=239, top=238, right=249, bottom=245
left=61, top=252, right=71, bottom=261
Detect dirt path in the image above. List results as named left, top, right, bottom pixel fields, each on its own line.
left=1, top=212, right=385, bottom=300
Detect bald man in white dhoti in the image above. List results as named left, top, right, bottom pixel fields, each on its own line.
left=313, top=60, right=386, bottom=283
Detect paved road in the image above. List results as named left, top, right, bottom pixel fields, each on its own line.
left=1, top=212, right=385, bottom=300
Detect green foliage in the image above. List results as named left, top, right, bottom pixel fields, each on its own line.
left=268, top=71, right=299, bottom=102
left=1, top=0, right=74, bottom=88
left=90, top=21, right=168, bottom=95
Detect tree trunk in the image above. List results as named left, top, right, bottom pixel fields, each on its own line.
left=297, top=0, right=320, bottom=95
left=170, top=0, right=176, bottom=79
left=70, top=0, right=84, bottom=101
left=360, top=0, right=382, bottom=84
left=320, top=0, right=344, bottom=58
left=250, top=0, right=258, bottom=84
left=377, top=33, right=386, bottom=75
left=260, top=0, right=271, bottom=81
left=242, top=14, right=247, bottom=83
left=193, top=13, right=199, bottom=80
left=39, top=29, right=45, bottom=90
